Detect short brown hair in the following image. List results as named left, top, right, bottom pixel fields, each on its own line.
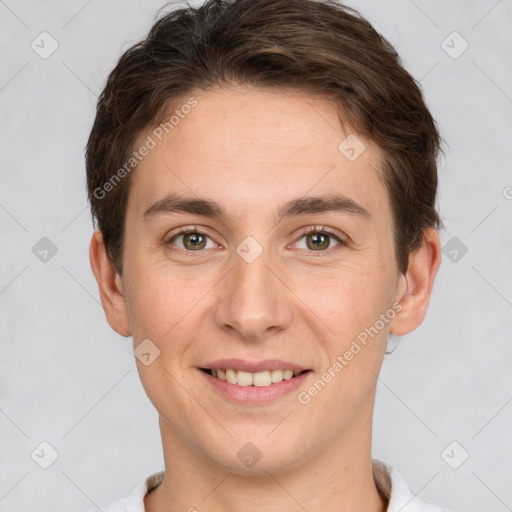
left=86, top=0, right=443, bottom=274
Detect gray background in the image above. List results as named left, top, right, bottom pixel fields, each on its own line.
left=1, top=0, right=511, bottom=511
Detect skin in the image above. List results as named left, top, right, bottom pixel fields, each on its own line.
left=90, top=86, right=441, bottom=512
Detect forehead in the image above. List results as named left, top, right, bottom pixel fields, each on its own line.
left=128, top=87, right=390, bottom=222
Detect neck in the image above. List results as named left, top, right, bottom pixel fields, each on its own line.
left=145, top=415, right=388, bottom=512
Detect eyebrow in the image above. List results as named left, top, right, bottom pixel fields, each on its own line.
left=142, top=193, right=371, bottom=222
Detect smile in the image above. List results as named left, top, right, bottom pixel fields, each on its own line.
left=199, top=366, right=313, bottom=404
left=201, top=368, right=306, bottom=387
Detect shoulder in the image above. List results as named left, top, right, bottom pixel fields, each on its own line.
left=85, top=471, right=165, bottom=512
left=373, top=459, right=456, bottom=512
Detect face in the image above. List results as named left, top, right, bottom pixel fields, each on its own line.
left=101, top=87, right=413, bottom=473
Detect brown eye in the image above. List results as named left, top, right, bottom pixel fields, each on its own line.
left=294, top=228, right=345, bottom=252
left=167, top=229, right=215, bottom=252
left=305, top=232, right=331, bottom=250
left=182, top=232, right=207, bottom=250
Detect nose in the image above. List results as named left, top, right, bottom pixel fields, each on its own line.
left=212, top=246, right=293, bottom=342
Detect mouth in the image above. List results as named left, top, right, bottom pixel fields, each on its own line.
left=200, top=368, right=310, bottom=387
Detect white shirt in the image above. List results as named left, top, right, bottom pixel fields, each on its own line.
left=90, top=459, right=452, bottom=512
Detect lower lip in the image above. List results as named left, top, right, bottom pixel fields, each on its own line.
left=198, top=369, right=312, bottom=404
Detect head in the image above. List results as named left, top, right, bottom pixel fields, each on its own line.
left=88, top=0, right=442, bottom=474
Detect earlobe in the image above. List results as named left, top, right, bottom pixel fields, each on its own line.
left=89, top=230, right=132, bottom=337
left=389, top=228, right=442, bottom=336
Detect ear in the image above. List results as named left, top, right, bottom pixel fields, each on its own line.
left=389, top=228, right=442, bottom=336
left=89, top=230, right=131, bottom=337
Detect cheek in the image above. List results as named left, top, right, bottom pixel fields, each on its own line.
left=123, top=258, right=178, bottom=338
left=300, top=264, right=393, bottom=337
left=124, top=255, right=213, bottom=347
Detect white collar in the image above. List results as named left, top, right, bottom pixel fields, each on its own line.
left=103, top=458, right=449, bottom=512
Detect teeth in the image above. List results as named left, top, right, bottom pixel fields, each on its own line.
left=283, top=369, right=294, bottom=380
left=236, top=370, right=253, bottom=387
left=210, top=368, right=301, bottom=386
left=225, top=369, right=237, bottom=384
left=253, top=371, right=272, bottom=387
left=270, top=369, right=283, bottom=383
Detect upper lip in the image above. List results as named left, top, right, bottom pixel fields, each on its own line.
left=200, top=359, right=309, bottom=373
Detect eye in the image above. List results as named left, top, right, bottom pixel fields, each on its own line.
left=165, top=225, right=347, bottom=256
left=166, top=227, right=217, bottom=252
left=293, top=226, right=346, bottom=252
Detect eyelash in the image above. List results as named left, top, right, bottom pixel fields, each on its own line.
left=165, top=225, right=347, bottom=257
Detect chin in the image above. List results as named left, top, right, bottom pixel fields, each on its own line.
left=203, top=429, right=308, bottom=475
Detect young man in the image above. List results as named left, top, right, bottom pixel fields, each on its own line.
left=87, top=0, right=450, bottom=510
